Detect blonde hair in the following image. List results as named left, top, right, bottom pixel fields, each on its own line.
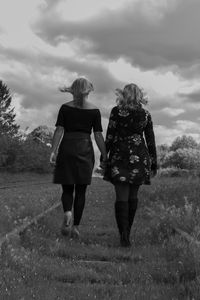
left=115, top=83, right=148, bottom=110
left=59, top=77, right=94, bottom=96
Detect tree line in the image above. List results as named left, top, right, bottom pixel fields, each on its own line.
left=1, top=79, right=200, bottom=173
left=0, top=80, right=53, bottom=173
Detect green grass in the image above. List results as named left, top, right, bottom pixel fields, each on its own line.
left=1, top=173, right=200, bottom=299
left=0, top=172, right=59, bottom=237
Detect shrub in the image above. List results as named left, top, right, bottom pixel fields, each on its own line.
left=144, top=198, right=200, bottom=244
left=12, top=139, right=52, bottom=173
left=162, top=148, right=200, bottom=170
left=0, top=134, right=52, bottom=173
left=170, top=135, right=198, bottom=151
left=0, top=134, right=22, bottom=169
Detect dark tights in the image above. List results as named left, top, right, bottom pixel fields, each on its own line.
left=115, top=183, right=140, bottom=227
left=61, top=184, right=87, bottom=226
left=114, top=183, right=140, bottom=204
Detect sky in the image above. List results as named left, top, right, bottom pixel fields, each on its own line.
left=0, top=0, right=200, bottom=145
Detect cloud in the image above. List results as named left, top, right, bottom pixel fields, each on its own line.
left=155, top=121, right=200, bottom=145
left=35, top=0, right=200, bottom=73
left=179, top=89, right=200, bottom=104
left=161, top=107, right=185, bottom=117
left=175, top=120, right=200, bottom=132
left=1, top=0, right=200, bottom=146
left=155, top=125, right=182, bottom=145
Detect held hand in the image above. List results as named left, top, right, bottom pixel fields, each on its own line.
left=151, top=169, right=157, bottom=177
left=99, top=161, right=105, bottom=170
left=99, top=158, right=108, bottom=170
left=98, top=160, right=108, bottom=176
left=50, top=152, right=57, bottom=166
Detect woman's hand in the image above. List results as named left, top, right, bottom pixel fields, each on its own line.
left=151, top=169, right=157, bottom=177
left=98, top=159, right=108, bottom=176
left=99, top=160, right=107, bottom=170
left=50, top=152, right=57, bottom=166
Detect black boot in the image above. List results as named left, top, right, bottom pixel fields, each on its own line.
left=128, top=199, right=138, bottom=238
left=115, top=201, right=131, bottom=247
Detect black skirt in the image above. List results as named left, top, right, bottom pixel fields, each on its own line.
left=53, top=132, right=95, bottom=184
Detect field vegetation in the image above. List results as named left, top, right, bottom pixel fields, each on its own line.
left=0, top=174, right=200, bottom=299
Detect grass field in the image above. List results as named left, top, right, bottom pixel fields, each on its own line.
left=0, top=173, right=200, bottom=299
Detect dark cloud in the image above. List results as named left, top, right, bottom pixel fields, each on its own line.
left=179, top=89, right=200, bottom=103
left=3, top=72, right=61, bottom=108
left=1, top=0, right=199, bottom=137
left=1, top=42, right=122, bottom=95
left=35, top=0, right=200, bottom=73
left=0, top=48, right=122, bottom=129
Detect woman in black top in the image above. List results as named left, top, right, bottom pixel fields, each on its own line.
left=50, top=78, right=107, bottom=238
left=104, top=83, right=157, bottom=247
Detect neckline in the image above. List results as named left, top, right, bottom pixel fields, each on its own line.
left=64, top=104, right=98, bottom=110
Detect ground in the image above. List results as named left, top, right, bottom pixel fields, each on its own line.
left=0, top=173, right=200, bottom=299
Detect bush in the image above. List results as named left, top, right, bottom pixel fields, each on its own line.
left=0, top=134, right=22, bottom=169
left=12, top=139, right=52, bottom=173
left=170, top=135, right=199, bottom=151
left=144, top=198, right=200, bottom=244
left=157, top=144, right=170, bottom=169
left=162, top=148, right=200, bottom=170
left=0, top=134, right=52, bottom=173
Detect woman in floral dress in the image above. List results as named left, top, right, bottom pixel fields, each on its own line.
left=104, top=83, right=157, bottom=247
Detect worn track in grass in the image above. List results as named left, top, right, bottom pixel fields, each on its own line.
left=0, top=180, right=52, bottom=190
left=1, top=174, right=200, bottom=299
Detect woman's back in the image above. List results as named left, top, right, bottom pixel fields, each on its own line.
left=55, top=103, right=102, bottom=134
left=109, top=106, right=150, bottom=137
left=104, top=104, right=156, bottom=185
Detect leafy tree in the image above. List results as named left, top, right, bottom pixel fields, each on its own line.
left=162, top=148, right=200, bottom=170
left=158, top=144, right=170, bottom=152
left=0, top=134, right=22, bottom=168
left=13, top=139, right=52, bottom=173
left=170, top=135, right=198, bottom=151
left=0, top=80, right=20, bottom=136
left=28, top=125, right=54, bottom=145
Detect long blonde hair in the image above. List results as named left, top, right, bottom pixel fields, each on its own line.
left=116, top=83, right=148, bottom=110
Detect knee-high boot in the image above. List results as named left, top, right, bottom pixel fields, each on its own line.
left=128, top=198, right=138, bottom=237
left=115, top=201, right=130, bottom=247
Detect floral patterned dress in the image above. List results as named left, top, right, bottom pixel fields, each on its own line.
left=104, top=106, right=157, bottom=185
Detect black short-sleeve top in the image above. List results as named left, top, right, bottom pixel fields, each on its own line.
left=55, top=104, right=103, bottom=134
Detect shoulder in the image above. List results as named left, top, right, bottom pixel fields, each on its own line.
left=108, top=106, right=118, bottom=119
left=110, top=106, right=118, bottom=115
left=85, top=102, right=98, bottom=109
left=62, top=101, right=73, bottom=107
left=142, top=108, right=153, bottom=123
left=58, top=104, right=65, bottom=112
left=142, top=108, right=151, bottom=117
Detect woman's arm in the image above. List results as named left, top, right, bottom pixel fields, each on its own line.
left=144, top=112, right=157, bottom=175
left=94, top=132, right=107, bottom=163
left=50, top=126, right=64, bottom=165
left=105, top=107, right=117, bottom=154
left=99, top=107, right=117, bottom=167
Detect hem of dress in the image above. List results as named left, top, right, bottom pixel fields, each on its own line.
left=103, top=177, right=150, bottom=185
left=53, top=181, right=92, bottom=185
